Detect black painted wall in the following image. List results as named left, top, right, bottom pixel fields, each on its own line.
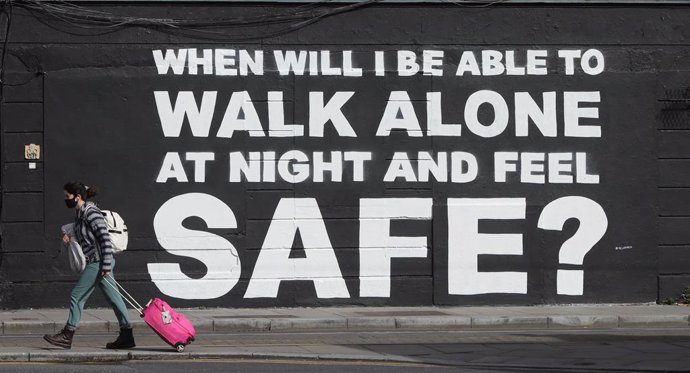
left=0, top=3, right=687, bottom=308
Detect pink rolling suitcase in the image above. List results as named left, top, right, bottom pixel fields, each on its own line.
left=104, top=276, right=196, bottom=352
left=141, top=298, right=196, bottom=352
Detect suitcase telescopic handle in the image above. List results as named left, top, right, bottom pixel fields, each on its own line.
left=103, top=274, right=145, bottom=316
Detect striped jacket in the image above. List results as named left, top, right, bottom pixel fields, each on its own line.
left=75, top=201, right=114, bottom=272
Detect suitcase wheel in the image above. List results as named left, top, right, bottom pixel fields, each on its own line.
left=175, top=343, right=186, bottom=353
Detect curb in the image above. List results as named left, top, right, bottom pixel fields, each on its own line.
left=2, top=314, right=689, bottom=335
left=0, top=350, right=422, bottom=364
left=216, top=314, right=690, bottom=332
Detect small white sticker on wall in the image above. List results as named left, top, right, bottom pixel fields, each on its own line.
left=29, top=162, right=36, bottom=169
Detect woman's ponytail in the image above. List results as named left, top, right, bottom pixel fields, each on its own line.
left=85, top=186, right=98, bottom=199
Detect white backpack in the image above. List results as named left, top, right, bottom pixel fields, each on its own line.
left=102, top=210, right=128, bottom=254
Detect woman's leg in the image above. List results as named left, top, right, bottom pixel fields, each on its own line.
left=98, top=260, right=131, bottom=329
left=65, top=262, right=100, bottom=331
left=99, top=260, right=136, bottom=349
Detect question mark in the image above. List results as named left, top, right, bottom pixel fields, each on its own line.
left=538, top=196, right=608, bottom=296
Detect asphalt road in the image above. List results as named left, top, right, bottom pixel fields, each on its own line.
left=0, top=360, right=461, bottom=373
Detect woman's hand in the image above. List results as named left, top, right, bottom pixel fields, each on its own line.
left=62, top=233, right=70, bottom=247
left=101, top=271, right=110, bottom=278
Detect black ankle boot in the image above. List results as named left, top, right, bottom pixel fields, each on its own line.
left=43, top=327, right=74, bottom=349
left=106, top=327, right=135, bottom=349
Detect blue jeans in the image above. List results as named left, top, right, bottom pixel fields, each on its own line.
left=65, top=260, right=131, bottom=331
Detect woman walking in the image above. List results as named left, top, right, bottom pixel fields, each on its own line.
left=43, top=182, right=135, bottom=350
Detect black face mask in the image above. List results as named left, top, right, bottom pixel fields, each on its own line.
left=65, top=197, right=78, bottom=208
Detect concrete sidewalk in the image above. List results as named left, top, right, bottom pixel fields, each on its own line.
left=1, top=304, right=690, bottom=370
left=1, top=303, right=689, bottom=335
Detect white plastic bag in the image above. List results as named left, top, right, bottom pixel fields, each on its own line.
left=61, top=223, right=86, bottom=273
